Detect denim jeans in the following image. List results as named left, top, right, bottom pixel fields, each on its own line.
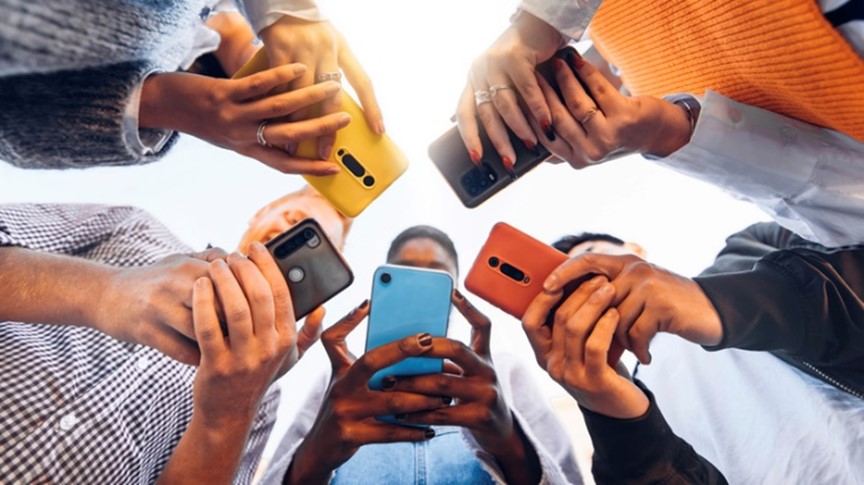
left=332, top=426, right=495, bottom=484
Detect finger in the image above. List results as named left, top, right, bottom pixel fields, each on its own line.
left=443, top=361, right=464, bottom=375
left=286, top=53, right=318, bottom=126
left=564, top=282, right=616, bottom=365
left=399, top=403, right=486, bottom=428
left=188, top=247, right=229, bottom=263
left=226, top=252, right=276, bottom=339
left=614, top=288, right=642, bottom=354
left=345, top=332, right=433, bottom=386
left=264, top=112, right=352, bottom=147
left=192, top=277, right=226, bottom=355
left=522, top=289, right=562, bottom=368
left=627, top=312, right=656, bottom=365
left=247, top=242, right=297, bottom=342
left=545, top=253, right=630, bottom=293
left=315, top=62, right=342, bottom=160
left=244, top=145, right=340, bottom=176
left=421, top=338, right=490, bottom=377
left=551, top=275, right=607, bottom=329
left=147, top=324, right=201, bottom=366
left=583, top=308, right=620, bottom=374
left=298, top=306, right=325, bottom=358
left=564, top=50, right=621, bottom=115
left=321, top=300, right=369, bottom=370
left=508, top=59, right=553, bottom=138
left=455, top=83, right=483, bottom=165
left=535, top=71, right=592, bottom=155
left=470, top=63, right=516, bottom=173
left=389, top=373, right=481, bottom=401
left=208, top=259, right=254, bottom=350
left=359, top=391, right=449, bottom=417
left=337, top=33, right=384, bottom=135
left=347, top=421, right=433, bottom=446
left=233, top=63, right=307, bottom=101
left=245, top=81, right=342, bottom=121
left=553, top=57, right=605, bottom=130
left=452, top=290, right=491, bottom=358
left=489, top=76, right=538, bottom=153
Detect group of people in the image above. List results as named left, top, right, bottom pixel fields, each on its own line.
left=2, top=0, right=863, bottom=483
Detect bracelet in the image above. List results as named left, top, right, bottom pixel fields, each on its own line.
left=664, top=94, right=702, bottom=138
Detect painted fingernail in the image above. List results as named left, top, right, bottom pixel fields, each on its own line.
left=441, top=396, right=453, bottom=405
left=523, top=139, right=539, bottom=155
left=425, top=428, right=436, bottom=439
left=554, top=58, right=566, bottom=73
left=418, top=333, right=433, bottom=347
left=469, top=150, right=481, bottom=165
left=395, top=413, right=407, bottom=419
left=502, top=156, right=517, bottom=180
left=570, top=52, right=586, bottom=69
left=359, top=299, right=369, bottom=309
left=454, top=289, right=464, bottom=300
left=540, top=119, right=556, bottom=141
left=382, top=375, right=396, bottom=389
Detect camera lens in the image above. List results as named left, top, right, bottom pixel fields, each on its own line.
left=380, top=272, right=392, bottom=284
left=303, top=229, right=315, bottom=239
left=488, top=257, right=499, bottom=268
left=362, top=175, right=375, bottom=187
left=340, top=152, right=366, bottom=177
left=500, top=262, right=526, bottom=282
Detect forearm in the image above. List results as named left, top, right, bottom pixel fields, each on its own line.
left=158, top=415, right=256, bottom=484
left=0, top=247, right=115, bottom=328
left=283, top=442, right=333, bottom=485
left=207, top=11, right=258, bottom=76
left=517, top=0, right=603, bottom=40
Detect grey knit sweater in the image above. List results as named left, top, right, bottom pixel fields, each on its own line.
left=0, top=0, right=211, bottom=168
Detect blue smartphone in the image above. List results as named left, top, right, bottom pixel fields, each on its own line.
left=365, top=264, right=453, bottom=390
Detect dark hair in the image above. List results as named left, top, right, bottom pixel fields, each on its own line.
left=387, top=225, right=459, bottom=272
left=552, top=232, right=625, bottom=255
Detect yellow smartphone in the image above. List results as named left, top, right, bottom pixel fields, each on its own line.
left=233, top=49, right=408, bottom=217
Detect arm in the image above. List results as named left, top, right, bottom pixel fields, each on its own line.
left=583, top=380, right=727, bottom=485
left=517, top=0, right=603, bottom=40
left=651, top=90, right=864, bottom=247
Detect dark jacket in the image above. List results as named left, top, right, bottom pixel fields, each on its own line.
left=583, top=222, right=864, bottom=483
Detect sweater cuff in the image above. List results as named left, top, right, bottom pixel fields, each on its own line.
left=580, top=380, right=679, bottom=479
left=123, top=70, right=174, bottom=158
left=694, top=259, right=805, bottom=352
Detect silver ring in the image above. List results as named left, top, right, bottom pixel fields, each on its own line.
left=489, top=83, right=515, bottom=97
left=316, top=71, right=342, bottom=82
left=474, top=90, right=492, bottom=106
left=257, top=121, right=271, bottom=148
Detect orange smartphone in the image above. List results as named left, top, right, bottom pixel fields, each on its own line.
left=465, top=222, right=624, bottom=365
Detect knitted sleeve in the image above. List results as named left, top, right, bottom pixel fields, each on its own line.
left=0, top=61, right=179, bottom=169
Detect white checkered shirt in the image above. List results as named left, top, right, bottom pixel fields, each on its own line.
left=0, top=204, right=279, bottom=484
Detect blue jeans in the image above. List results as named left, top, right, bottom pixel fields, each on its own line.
left=332, top=426, right=495, bottom=484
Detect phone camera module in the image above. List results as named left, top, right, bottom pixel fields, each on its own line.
left=303, top=229, right=315, bottom=239
left=287, top=267, right=305, bottom=283
left=362, top=175, right=375, bottom=187
left=488, top=257, right=499, bottom=268
left=306, top=234, right=321, bottom=248
left=380, top=272, right=392, bottom=284
left=499, top=262, right=526, bottom=283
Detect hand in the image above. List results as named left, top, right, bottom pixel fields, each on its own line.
left=532, top=50, right=692, bottom=168
left=139, top=66, right=350, bottom=175
left=260, top=16, right=383, bottom=159
left=523, top=276, right=649, bottom=419
left=288, top=301, right=444, bottom=484
left=391, top=291, right=542, bottom=484
left=544, top=253, right=723, bottom=364
left=94, top=247, right=228, bottom=365
left=456, top=10, right=563, bottom=173
left=190, top=247, right=300, bottom=427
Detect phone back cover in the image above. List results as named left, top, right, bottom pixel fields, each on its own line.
left=465, top=222, right=566, bottom=319
left=234, top=50, right=409, bottom=218
left=366, top=265, right=453, bottom=389
left=265, top=219, right=354, bottom=319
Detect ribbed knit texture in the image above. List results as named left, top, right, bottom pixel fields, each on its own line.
left=589, top=0, right=864, bottom=141
left=0, top=0, right=207, bottom=168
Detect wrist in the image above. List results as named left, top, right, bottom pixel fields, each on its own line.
left=483, top=415, right=542, bottom=484
left=287, top=442, right=333, bottom=485
left=512, top=9, right=567, bottom=54
left=642, top=98, right=693, bottom=157
left=88, top=265, right=124, bottom=334
left=140, top=73, right=198, bottom=133
left=573, top=381, right=650, bottom=419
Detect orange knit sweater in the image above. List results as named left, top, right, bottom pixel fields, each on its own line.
left=589, top=0, right=864, bottom=141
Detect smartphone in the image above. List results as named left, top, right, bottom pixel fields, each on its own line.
left=264, top=219, right=354, bottom=320
left=465, top=222, right=624, bottom=364
left=365, top=265, right=453, bottom=391
left=427, top=46, right=587, bottom=209
left=234, top=50, right=409, bottom=217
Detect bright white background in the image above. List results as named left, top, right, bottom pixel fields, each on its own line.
left=0, top=0, right=767, bottom=481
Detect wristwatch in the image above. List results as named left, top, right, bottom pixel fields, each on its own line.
left=664, top=93, right=702, bottom=136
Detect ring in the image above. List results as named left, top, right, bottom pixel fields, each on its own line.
left=489, top=83, right=514, bottom=97
left=580, top=107, right=600, bottom=124
left=474, top=90, right=492, bottom=106
left=316, top=71, right=342, bottom=82
left=257, top=121, right=271, bottom=148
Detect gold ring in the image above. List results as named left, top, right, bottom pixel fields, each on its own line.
left=580, top=107, right=599, bottom=124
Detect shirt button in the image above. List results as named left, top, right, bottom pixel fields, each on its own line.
left=136, top=356, right=150, bottom=370
left=59, top=413, right=78, bottom=431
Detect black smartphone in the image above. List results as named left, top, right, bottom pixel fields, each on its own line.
left=428, top=46, right=581, bottom=208
left=264, top=218, right=354, bottom=319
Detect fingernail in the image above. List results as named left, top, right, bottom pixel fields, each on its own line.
left=454, top=289, right=464, bottom=300
left=523, top=139, right=538, bottom=155
left=319, top=143, right=333, bottom=160
left=375, top=119, right=386, bottom=135
left=324, top=81, right=341, bottom=95
left=598, top=283, right=614, bottom=295
left=325, top=165, right=341, bottom=175
left=540, top=120, right=556, bottom=141
left=359, top=299, right=369, bottom=309
left=469, top=150, right=481, bottom=165
left=250, top=241, right=266, bottom=254
left=425, top=428, right=436, bottom=439
left=382, top=375, right=396, bottom=389
left=647, top=352, right=653, bottom=365
left=337, top=113, right=352, bottom=124
left=418, top=333, right=433, bottom=347
left=195, top=277, right=208, bottom=288
left=502, top=156, right=516, bottom=180
left=441, top=396, right=452, bottom=405
left=292, top=64, right=307, bottom=75
left=554, top=58, right=566, bottom=73
left=214, top=259, right=229, bottom=270
left=570, top=52, right=586, bottom=69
